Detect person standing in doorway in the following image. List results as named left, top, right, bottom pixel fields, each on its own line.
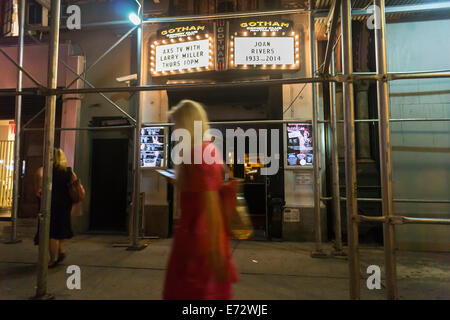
left=163, top=100, right=239, bottom=300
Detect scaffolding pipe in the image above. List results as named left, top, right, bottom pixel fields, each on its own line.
left=394, top=199, right=450, bottom=204
left=329, top=50, right=343, bottom=253
left=321, top=196, right=450, bottom=204
left=7, top=0, right=26, bottom=245
left=2, top=71, right=450, bottom=97
left=336, top=118, right=450, bottom=123
left=23, top=106, right=46, bottom=128
left=64, top=26, right=138, bottom=90
left=143, top=8, right=307, bottom=24
left=143, top=119, right=313, bottom=126
left=60, top=59, right=136, bottom=123
left=356, top=215, right=450, bottom=226
left=341, top=0, right=360, bottom=300
left=400, top=217, right=450, bottom=225
left=374, top=0, right=398, bottom=300
left=128, top=2, right=145, bottom=251
left=0, top=48, right=45, bottom=89
left=309, top=2, right=324, bottom=256
left=35, top=0, right=61, bottom=300
left=23, top=125, right=135, bottom=131
left=25, top=31, right=137, bottom=124
left=321, top=0, right=341, bottom=74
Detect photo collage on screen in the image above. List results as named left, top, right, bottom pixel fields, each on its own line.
left=140, top=127, right=165, bottom=168
left=286, top=123, right=313, bottom=166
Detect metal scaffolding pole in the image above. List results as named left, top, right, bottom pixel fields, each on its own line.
left=329, top=50, right=344, bottom=254
left=34, top=0, right=61, bottom=300
left=321, top=0, right=342, bottom=74
left=341, top=0, right=360, bottom=299
left=0, top=48, right=45, bottom=89
left=24, top=31, right=136, bottom=124
left=6, top=0, right=26, bottom=245
left=64, top=26, right=138, bottom=90
left=309, top=2, right=326, bottom=257
left=374, top=0, right=398, bottom=300
left=128, top=1, right=146, bottom=251
left=3, top=71, right=450, bottom=97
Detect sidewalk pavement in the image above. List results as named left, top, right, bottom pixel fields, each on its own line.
left=0, top=234, right=449, bottom=300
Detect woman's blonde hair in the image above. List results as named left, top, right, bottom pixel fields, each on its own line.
left=169, top=99, right=210, bottom=146
left=53, top=148, right=68, bottom=169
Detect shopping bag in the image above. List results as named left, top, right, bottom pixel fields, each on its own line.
left=220, top=176, right=253, bottom=240
left=71, top=201, right=83, bottom=217
left=229, top=181, right=253, bottom=240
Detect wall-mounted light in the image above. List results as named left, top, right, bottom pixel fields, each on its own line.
left=129, top=13, right=141, bottom=26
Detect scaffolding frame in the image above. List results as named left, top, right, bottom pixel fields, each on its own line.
left=1, top=0, right=449, bottom=300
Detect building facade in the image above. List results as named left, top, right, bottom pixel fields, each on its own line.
left=0, top=0, right=448, bottom=251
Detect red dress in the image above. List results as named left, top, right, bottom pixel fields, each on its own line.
left=163, top=143, right=239, bottom=300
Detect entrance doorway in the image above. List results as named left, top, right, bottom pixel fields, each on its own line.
left=89, top=138, right=129, bottom=232
left=167, top=84, right=284, bottom=239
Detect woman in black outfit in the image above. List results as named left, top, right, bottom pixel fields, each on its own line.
left=35, top=148, right=77, bottom=268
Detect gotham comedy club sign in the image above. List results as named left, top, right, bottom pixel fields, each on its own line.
left=150, top=19, right=298, bottom=76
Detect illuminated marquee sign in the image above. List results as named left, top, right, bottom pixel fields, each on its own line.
left=230, top=19, right=299, bottom=70
left=151, top=24, right=214, bottom=76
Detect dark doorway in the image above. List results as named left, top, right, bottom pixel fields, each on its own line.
left=89, top=139, right=128, bottom=231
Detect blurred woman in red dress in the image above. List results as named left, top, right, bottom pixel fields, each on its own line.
left=163, top=100, right=239, bottom=300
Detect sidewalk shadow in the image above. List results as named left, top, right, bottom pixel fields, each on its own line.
left=0, top=263, right=36, bottom=280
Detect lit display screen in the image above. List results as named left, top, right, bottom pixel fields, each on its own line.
left=286, top=123, right=313, bottom=167
left=140, top=127, right=165, bottom=168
